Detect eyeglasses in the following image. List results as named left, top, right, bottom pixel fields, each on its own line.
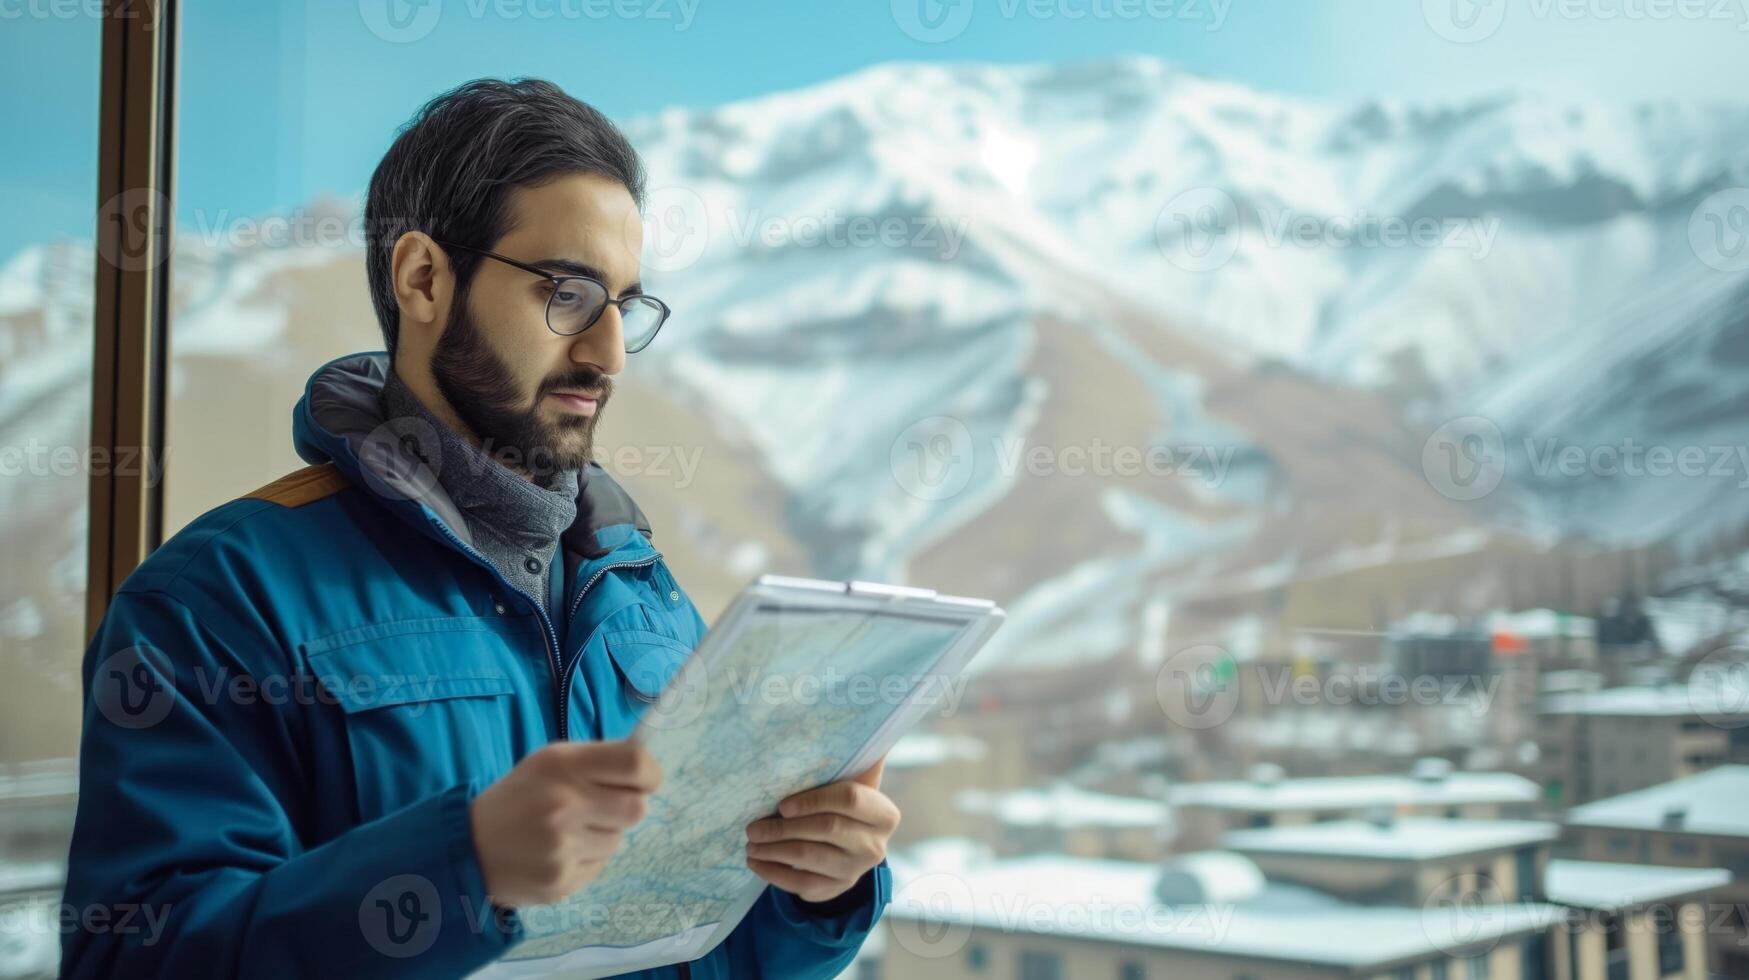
left=433, top=238, right=670, bottom=353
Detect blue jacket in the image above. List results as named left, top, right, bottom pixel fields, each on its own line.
left=61, top=351, right=890, bottom=978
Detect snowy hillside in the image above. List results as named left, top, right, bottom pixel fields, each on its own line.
left=4, top=57, right=1747, bottom=688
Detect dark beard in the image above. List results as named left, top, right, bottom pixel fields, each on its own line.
left=429, top=299, right=611, bottom=484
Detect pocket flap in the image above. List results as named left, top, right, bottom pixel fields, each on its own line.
left=603, top=629, right=694, bottom=701
left=304, top=618, right=518, bottom=713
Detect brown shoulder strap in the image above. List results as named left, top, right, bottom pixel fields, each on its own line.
left=244, top=462, right=351, bottom=508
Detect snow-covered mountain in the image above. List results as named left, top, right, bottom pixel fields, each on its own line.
left=5, top=58, right=1747, bottom=703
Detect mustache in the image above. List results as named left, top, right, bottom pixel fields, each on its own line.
left=542, top=371, right=614, bottom=401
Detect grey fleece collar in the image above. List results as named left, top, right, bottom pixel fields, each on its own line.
left=377, top=368, right=580, bottom=558
left=299, top=351, right=655, bottom=560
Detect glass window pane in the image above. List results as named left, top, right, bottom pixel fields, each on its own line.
left=0, top=9, right=102, bottom=979
left=140, top=3, right=1749, bottom=976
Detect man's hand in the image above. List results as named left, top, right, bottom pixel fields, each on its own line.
left=743, top=757, right=899, bottom=904
left=470, top=740, right=661, bottom=908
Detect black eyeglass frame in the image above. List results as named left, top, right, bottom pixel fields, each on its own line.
left=432, top=237, right=670, bottom=353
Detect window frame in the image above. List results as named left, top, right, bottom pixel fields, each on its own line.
left=85, top=0, right=178, bottom=640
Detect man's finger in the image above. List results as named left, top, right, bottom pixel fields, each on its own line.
left=744, top=839, right=862, bottom=881
left=776, top=783, right=900, bottom=833
left=569, top=740, right=663, bottom=791
left=851, top=756, right=886, bottom=789
left=577, top=786, right=649, bottom=831
left=746, top=812, right=880, bottom=846
left=778, top=779, right=866, bottom=819
left=567, top=827, right=625, bottom=860
left=746, top=857, right=848, bottom=904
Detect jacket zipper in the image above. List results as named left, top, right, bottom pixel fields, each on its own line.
left=425, top=513, right=666, bottom=740
left=423, top=517, right=568, bottom=737
left=425, top=520, right=692, bottom=973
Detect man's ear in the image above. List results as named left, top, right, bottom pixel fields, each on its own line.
left=390, top=231, right=449, bottom=340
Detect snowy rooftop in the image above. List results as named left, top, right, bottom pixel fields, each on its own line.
left=1223, top=818, right=1559, bottom=861
left=1566, top=766, right=1749, bottom=838
left=1539, top=669, right=1605, bottom=695
left=0, top=761, right=78, bottom=802
left=886, top=846, right=1563, bottom=969
left=955, top=784, right=1170, bottom=829
left=0, top=860, right=63, bottom=895
left=1168, top=770, right=1540, bottom=812
left=1491, top=608, right=1596, bottom=639
left=1540, top=676, right=1749, bottom=717
left=1644, top=593, right=1749, bottom=658
left=886, top=732, right=988, bottom=769
left=1544, top=860, right=1730, bottom=910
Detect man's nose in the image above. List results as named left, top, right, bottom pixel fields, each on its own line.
left=572, top=304, right=626, bottom=376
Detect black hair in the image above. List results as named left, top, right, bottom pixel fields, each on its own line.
left=364, top=77, right=645, bottom=356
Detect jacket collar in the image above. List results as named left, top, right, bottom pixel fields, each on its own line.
left=291, top=351, right=654, bottom=562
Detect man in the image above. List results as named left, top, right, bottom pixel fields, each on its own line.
left=61, top=78, right=895, bottom=978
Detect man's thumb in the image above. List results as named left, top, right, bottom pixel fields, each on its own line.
left=852, top=755, right=886, bottom=789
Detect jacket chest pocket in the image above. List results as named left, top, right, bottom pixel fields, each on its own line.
left=597, top=627, right=695, bottom=739
left=604, top=628, right=694, bottom=700
left=304, top=618, right=530, bottom=822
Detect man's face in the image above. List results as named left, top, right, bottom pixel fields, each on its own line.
left=429, top=172, right=644, bottom=482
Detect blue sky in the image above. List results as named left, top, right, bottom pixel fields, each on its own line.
left=5, top=0, right=1748, bottom=261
